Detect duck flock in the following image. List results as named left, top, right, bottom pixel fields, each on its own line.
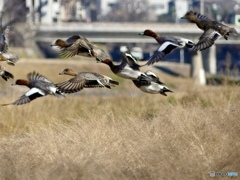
left=0, top=11, right=238, bottom=106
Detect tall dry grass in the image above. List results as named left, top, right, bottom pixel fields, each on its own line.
left=0, top=59, right=239, bottom=179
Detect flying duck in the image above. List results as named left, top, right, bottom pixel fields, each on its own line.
left=181, top=11, right=238, bottom=51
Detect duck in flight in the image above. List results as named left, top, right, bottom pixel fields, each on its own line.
left=181, top=11, right=238, bottom=51
left=55, top=68, right=119, bottom=94
left=2, top=71, right=65, bottom=106
left=51, top=35, right=109, bottom=61
left=139, top=29, right=194, bottom=65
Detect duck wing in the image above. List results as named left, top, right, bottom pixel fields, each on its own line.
left=1, top=69, right=14, bottom=81
left=92, top=47, right=110, bottom=62
left=55, top=72, right=108, bottom=93
left=65, top=35, right=82, bottom=44
left=55, top=76, right=86, bottom=94
left=82, top=72, right=113, bottom=88
left=192, top=29, right=221, bottom=51
left=27, top=71, right=52, bottom=84
left=145, top=71, right=165, bottom=85
left=60, top=35, right=93, bottom=58
left=2, top=88, right=45, bottom=106
left=27, top=72, right=58, bottom=94
left=132, top=79, right=151, bottom=88
left=195, top=12, right=212, bottom=22
left=1, top=52, right=19, bottom=66
left=124, top=53, right=143, bottom=69
left=145, top=42, right=179, bottom=65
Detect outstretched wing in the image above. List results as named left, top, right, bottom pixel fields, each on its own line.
left=55, top=72, right=107, bottom=93
left=146, top=42, right=178, bottom=65
left=195, top=12, right=212, bottom=22
left=1, top=69, right=14, bottom=81
left=59, top=35, right=93, bottom=58
left=2, top=88, right=45, bottom=106
left=27, top=71, right=52, bottom=83
left=192, top=29, right=221, bottom=51
left=124, top=53, right=143, bottom=69
left=55, top=76, right=86, bottom=94
left=145, top=70, right=165, bottom=85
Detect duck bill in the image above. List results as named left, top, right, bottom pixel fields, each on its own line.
left=139, top=32, right=144, bottom=35
left=59, top=71, right=64, bottom=75
left=180, top=16, right=186, bottom=19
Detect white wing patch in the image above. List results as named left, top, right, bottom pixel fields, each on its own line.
left=25, top=87, right=45, bottom=97
left=49, top=86, right=57, bottom=93
left=158, top=42, right=178, bottom=52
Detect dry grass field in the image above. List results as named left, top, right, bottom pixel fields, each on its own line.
left=0, top=58, right=239, bottom=179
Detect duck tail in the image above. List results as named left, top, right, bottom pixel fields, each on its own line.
left=181, top=38, right=195, bottom=48
left=230, top=28, right=238, bottom=36
left=56, top=89, right=66, bottom=97
left=159, top=86, right=173, bottom=96
left=104, top=85, right=111, bottom=89
left=186, top=40, right=195, bottom=48
left=109, top=79, right=119, bottom=86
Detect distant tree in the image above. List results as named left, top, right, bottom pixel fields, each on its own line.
left=1, top=0, right=26, bottom=30
left=0, top=0, right=27, bottom=47
left=204, top=0, right=238, bottom=24
left=102, top=0, right=149, bottom=22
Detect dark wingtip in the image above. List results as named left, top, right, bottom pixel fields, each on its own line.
left=146, top=61, right=154, bottom=66
left=7, top=62, right=15, bottom=66
left=160, top=92, right=167, bottom=96
left=1, top=103, right=11, bottom=106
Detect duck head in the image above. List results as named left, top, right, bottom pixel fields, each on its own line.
left=181, top=11, right=198, bottom=21
left=59, top=68, right=77, bottom=76
left=51, top=39, right=68, bottom=47
left=139, top=29, right=158, bottom=38
left=13, top=79, right=29, bottom=86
